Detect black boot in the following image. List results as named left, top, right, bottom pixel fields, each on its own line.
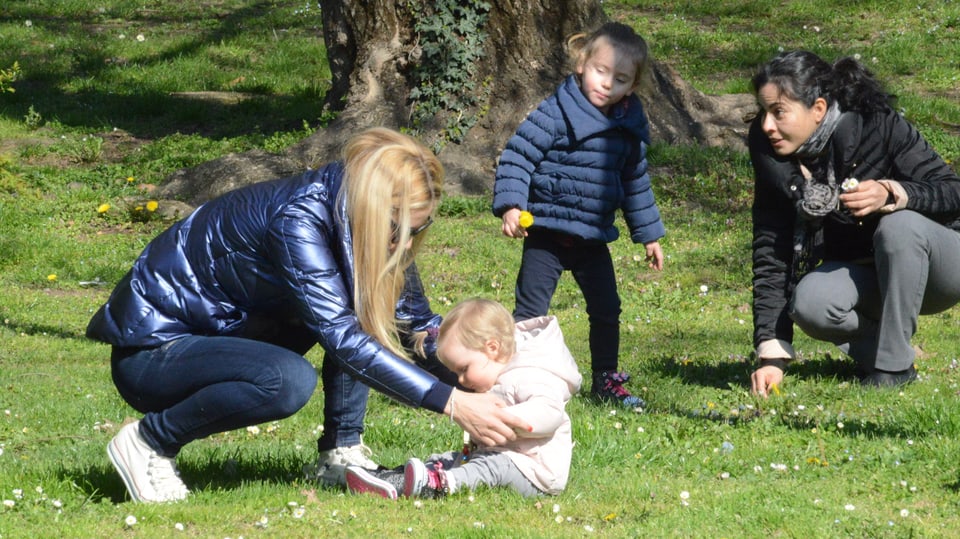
left=859, top=365, right=917, bottom=388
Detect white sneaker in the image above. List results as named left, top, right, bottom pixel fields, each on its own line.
left=317, top=443, right=379, bottom=469
left=107, top=420, right=189, bottom=503
left=307, top=443, right=380, bottom=487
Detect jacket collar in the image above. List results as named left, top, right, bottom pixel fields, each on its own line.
left=556, top=75, right=650, bottom=145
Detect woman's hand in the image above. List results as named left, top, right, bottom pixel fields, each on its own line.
left=839, top=179, right=890, bottom=218
left=750, top=365, right=785, bottom=398
left=447, top=389, right=532, bottom=446
left=500, top=208, right=527, bottom=239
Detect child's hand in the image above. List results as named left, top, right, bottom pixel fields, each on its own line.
left=501, top=208, right=528, bottom=239
left=644, top=241, right=664, bottom=271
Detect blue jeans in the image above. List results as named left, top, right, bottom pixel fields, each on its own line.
left=513, top=229, right=621, bottom=373
left=112, top=334, right=320, bottom=457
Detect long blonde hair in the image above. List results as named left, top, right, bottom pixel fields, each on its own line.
left=341, top=128, right=443, bottom=358
left=439, top=298, right=516, bottom=363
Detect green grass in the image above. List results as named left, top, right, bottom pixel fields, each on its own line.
left=2, top=0, right=960, bottom=537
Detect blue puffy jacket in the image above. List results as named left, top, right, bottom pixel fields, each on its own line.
left=492, top=75, right=665, bottom=244
left=86, top=164, right=451, bottom=413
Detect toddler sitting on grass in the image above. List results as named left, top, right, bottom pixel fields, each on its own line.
left=346, top=298, right=582, bottom=498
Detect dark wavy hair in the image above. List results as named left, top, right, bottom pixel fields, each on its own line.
left=751, top=50, right=894, bottom=113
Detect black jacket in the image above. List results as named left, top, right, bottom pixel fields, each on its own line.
left=750, top=107, right=960, bottom=348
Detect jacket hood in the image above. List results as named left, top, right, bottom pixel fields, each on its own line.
left=503, top=315, right=582, bottom=395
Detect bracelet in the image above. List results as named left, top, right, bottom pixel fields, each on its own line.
left=759, top=358, right=789, bottom=372
left=448, top=390, right=456, bottom=423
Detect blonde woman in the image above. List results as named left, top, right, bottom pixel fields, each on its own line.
left=88, top=128, right=529, bottom=503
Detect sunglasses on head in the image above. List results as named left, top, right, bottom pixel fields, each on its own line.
left=391, top=216, right=434, bottom=243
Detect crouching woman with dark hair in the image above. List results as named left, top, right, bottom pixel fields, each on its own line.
left=748, top=50, right=960, bottom=396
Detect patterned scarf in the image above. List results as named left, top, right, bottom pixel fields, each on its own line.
left=795, top=102, right=844, bottom=220
left=791, top=102, right=845, bottom=280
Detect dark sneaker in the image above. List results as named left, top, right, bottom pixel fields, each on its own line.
left=403, top=458, right=446, bottom=498
left=591, top=371, right=645, bottom=409
left=345, top=466, right=404, bottom=499
left=859, top=365, right=917, bottom=388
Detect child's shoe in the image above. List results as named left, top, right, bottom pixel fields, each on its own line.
left=403, top=458, right=447, bottom=498
left=345, top=466, right=405, bottom=499
left=591, top=371, right=645, bottom=409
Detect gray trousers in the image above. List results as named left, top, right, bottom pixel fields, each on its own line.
left=426, top=450, right=541, bottom=497
left=790, top=211, right=960, bottom=372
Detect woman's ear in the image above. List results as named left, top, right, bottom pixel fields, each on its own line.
left=812, top=97, right=828, bottom=123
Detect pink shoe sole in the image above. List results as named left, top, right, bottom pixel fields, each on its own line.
left=345, top=467, right=398, bottom=500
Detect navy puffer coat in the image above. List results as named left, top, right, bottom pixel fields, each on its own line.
left=86, top=164, right=451, bottom=412
left=492, top=75, right=665, bottom=244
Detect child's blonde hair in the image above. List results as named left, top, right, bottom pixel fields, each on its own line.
left=340, top=127, right=444, bottom=359
left=567, top=21, right=649, bottom=88
left=439, top=298, right=516, bottom=363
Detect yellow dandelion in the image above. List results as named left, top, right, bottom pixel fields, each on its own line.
left=145, top=200, right=159, bottom=212
left=603, top=513, right=617, bottom=521
left=134, top=205, right=143, bottom=212
left=518, top=211, right=534, bottom=228
left=770, top=383, right=781, bottom=396
left=47, top=274, right=57, bottom=282
left=126, top=176, right=135, bottom=183
left=97, top=203, right=110, bottom=214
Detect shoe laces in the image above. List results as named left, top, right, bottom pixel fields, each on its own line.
left=425, top=462, right=447, bottom=496
left=147, top=453, right=188, bottom=498
left=332, top=444, right=378, bottom=469
left=595, top=371, right=643, bottom=407
left=598, top=371, right=632, bottom=397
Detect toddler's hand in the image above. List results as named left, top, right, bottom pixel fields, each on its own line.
left=645, top=241, right=664, bottom=271
left=501, top=208, right=528, bottom=239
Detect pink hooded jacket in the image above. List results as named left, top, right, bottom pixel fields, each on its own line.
left=487, top=315, right=582, bottom=494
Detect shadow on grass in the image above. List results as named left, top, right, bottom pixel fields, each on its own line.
left=0, top=2, right=327, bottom=139
left=0, top=311, right=87, bottom=341
left=647, top=352, right=937, bottom=439
left=67, top=457, right=323, bottom=504
left=4, top=84, right=324, bottom=140
left=649, top=352, right=860, bottom=391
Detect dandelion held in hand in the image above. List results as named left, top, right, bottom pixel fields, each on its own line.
left=518, top=211, right=534, bottom=228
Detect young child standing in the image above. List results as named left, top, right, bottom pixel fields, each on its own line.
left=345, top=298, right=582, bottom=498
left=492, top=22, right=665, bottom=408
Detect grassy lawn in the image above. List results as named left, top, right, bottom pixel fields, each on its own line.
left=2, top=1, right=960, bottom=537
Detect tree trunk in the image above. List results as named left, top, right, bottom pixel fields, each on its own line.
left=160, top=0, right=755, bottom=204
